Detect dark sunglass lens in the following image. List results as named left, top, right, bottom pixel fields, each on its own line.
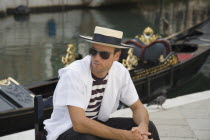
left=89, top=48, right=97, bottom=56
left=100, top=52, right=110, bottom=60
left=89, top=48, right=110, bottom=60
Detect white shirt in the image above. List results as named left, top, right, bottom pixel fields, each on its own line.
left=44, top=55, right=139, bottom=140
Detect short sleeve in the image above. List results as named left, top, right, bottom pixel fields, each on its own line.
left=119, top=70, right=139, bottom=106
left=53, top=70, right=86, bottom=109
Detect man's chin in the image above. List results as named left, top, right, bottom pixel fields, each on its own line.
left=92, top=68, right=107, bottom=74
left=93, top=69, right=103, bottom=73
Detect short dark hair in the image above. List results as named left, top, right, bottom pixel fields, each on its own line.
left=114, top=48, right=121, bottom=54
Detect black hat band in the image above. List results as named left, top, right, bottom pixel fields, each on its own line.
left=93, top=34, right=122, bottom=46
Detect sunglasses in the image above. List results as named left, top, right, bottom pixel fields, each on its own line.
left=89, top=48, right=113, bottom=60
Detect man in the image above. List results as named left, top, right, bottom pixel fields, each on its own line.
left=44, top=26, right=160, bottom=140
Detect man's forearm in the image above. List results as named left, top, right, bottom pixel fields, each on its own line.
left=131, top=100, right=149, bottom=130
left=133, top=105, right=149, bottom=126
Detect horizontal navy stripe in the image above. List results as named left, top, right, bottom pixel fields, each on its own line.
left=87, top=115, right=98, bottom=119
left=93, top=80, right=107, bottom=86
left=92, top=88, right=105, bottom=95
left=90, top=96, right=103, bottom=102
left=87, top=101, right=101, bottom=109
left=86, top=109, right=100, bottom=113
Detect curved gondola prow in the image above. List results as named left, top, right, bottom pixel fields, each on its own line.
left=167, top=17, right=210, bottom=42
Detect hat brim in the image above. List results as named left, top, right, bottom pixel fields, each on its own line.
left=79, top=35, right=132, bottom=49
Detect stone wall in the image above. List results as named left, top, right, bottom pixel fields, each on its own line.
left=0, top=0, right=135, bottom=15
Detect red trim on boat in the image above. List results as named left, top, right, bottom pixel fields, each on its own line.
left=177, top=54, right=194, bottom=61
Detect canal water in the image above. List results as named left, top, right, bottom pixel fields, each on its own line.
left=0, top=0, right=210, bottom=98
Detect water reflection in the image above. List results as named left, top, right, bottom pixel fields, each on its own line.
left=0, top=0, right=209, bottom=86
left=47, top=19, right=56, bottom=37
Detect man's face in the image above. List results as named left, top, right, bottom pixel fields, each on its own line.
left=90, top=43, right=121, bottom=78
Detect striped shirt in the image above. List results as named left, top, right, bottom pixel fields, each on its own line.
left=85, top=73, right=108, bottom=119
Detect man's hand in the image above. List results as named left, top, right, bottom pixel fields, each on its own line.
left=131, top=127, right=150, bottom=135
left=131, top=121, right=149, bottom=134
left=131, top=123, right=152, bottom=140
left=122, top=130, right=143, bottom=140
left=122, top=129, right=152, bottom=140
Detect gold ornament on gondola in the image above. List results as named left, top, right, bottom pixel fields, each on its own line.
left=62, top=44, right=76, bottom=66
left=132, top=54, right=179, bottom=79
left=135, top=27, right=161, bottom=45
left=0, top=77, right=19, bottom=86
left=159, top=55, right=165, bottom=63
left=122, top=48, right=139, bottom=70
left=0, top=79, right=11, bottom=86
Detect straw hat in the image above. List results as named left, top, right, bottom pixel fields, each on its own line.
left=79, top=26, right=131, bottom=49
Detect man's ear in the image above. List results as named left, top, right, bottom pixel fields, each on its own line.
left=114, top=50, right=121, bottom=61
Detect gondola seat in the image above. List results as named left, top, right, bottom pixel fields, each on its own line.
left=34, top=95, right=53, bottom=140
left=124, top=38, right=171, bottom=67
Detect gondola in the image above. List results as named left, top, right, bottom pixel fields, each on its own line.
left=0, top=17, right=210, bottom=136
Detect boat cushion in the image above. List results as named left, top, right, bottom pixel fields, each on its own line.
left=125, top=38, right=171, bottom=65
left=0, top=78, right=34, bottom=112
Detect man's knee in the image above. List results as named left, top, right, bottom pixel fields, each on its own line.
left=149, top=120, right=158, bottom=132
left=149, top=121, right=155, bottom=128
left=148, top=121, right=160, bottom=140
